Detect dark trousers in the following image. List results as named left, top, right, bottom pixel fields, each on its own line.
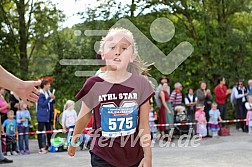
left=6, top=135, right=16, bottom=152
left=204, top=107, right=211, bottom=136
left=217, top=103, right=227, bottom=127
left=18, top=126, right=29, bottom=151
left=37, top=122, right=52, bottom=149
left=91, top=152, right=142, bottom=167
left=235, top=102, right=248, bottom=132
left=187, top=109, right=196, bottom=133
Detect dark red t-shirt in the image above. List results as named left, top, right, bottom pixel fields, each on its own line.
left=76, top=74, right=154, bottom=167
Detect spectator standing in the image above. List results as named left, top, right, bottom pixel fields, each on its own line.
left=234, top=79, right=248, bottom=132
left=169, top=82, right=183, bottom=113
left=214, top=77, right=232, bottom=126
left=154, top=76, right=170, bottom=109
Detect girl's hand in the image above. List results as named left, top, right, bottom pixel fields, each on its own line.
left=21, top=118, right=26, bottom=122
left=68, top=145, right=77, bottom=157
left=63, top=128, right=67, bottom=133
left=138, top=157, right=152, bottom=167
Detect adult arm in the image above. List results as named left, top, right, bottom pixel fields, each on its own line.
left=196, top=89, right=205, bottom=101
left=0, top=65, right=41, bottom=105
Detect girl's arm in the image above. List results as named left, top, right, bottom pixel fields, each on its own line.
left=160, top=91, right=171, bottom=114
left=138, top=101, right=152, bottom=167
left=61, top=112, right=66, bottom=130
left=16, top=111, right=21, bottom=124
left=218, top=115, right=223, bottom=122
left=68, top=101, right=92, bottom=156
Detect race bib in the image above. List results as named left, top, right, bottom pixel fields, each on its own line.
left=100, top=102, right=138, bottom=138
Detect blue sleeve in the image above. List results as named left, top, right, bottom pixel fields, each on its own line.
left=16, top=111, right=21, bottom=124
left=2, top=120, right=7, bottom=127
left=38, top=94, right=51, bottom=108
left=14, top=120, right=17, bottom=130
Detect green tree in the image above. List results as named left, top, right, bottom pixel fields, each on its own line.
left=0, top=0, right=64, bottom=79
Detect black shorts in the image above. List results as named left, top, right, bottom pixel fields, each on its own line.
left=90, top=152, right=142, bottom=167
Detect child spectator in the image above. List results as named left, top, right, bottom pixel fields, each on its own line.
left=0, top=87, right=10, bottom=124
left=2, top=110, right=18, bottom=156
left=80, top=117, right=93, bottom=150
left=62, top=100, right=77, bottom=142
left=195, top=104, right=207, bottom=139
left=16, top=101, right=31, bottom=155
left=149, top=97, right=157, bottom=140
left=208, top=102, right=223, bottom=137
left=245, top=95, right=252, bottom=134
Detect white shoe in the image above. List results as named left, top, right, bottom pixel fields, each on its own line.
left=12, top=151, right=18, bottom=156
left=7, top=152, right=11, bottom=156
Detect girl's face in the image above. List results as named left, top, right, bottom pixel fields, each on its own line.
left=67, top=104, right=74, bottom=110
left=102, top=32, right=135, bottom=71
left=212, top=104, right=217, bottom=110
left=20, top=103, right=27, bottom=110
left=248, top=97, right=252, bottom=103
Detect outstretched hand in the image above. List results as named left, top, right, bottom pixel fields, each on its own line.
left=14, top=80, right=41, bottom=106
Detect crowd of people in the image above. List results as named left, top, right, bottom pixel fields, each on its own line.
left=0, top=78, right=93, bottom=156
left=152, top=76, right=252, bottom=139
left=1, top=26, right=252, bottom=167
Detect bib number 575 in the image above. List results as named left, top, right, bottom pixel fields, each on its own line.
left=108, top=117, right=133, bottom=130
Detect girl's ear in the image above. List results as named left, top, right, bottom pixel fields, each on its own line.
left=130, top=53, right=136, bottom=63
left=101, top=52, right=105, bottom=60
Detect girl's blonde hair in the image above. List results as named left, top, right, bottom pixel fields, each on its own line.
left=18, top=101, right=25, bottom=110
left=99, top=27, right=149, bottom=75
left=64, top=100, right=75, bottom=111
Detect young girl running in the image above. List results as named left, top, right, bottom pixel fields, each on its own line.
left=68, top=28, right=154, bottom=167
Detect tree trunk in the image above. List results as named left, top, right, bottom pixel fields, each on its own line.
left=130, top=0, right=135, bottom=17
left=17, top=0, right=29, bottom=79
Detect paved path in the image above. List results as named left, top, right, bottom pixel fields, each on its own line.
left=2, top=127, right=252, bottom=167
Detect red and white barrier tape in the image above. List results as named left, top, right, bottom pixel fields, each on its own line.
left=17, top=128, right=92, bottom=136
left=15, top=119, right=247, bottom=135
left=154, top=119, right=247, bottom=127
